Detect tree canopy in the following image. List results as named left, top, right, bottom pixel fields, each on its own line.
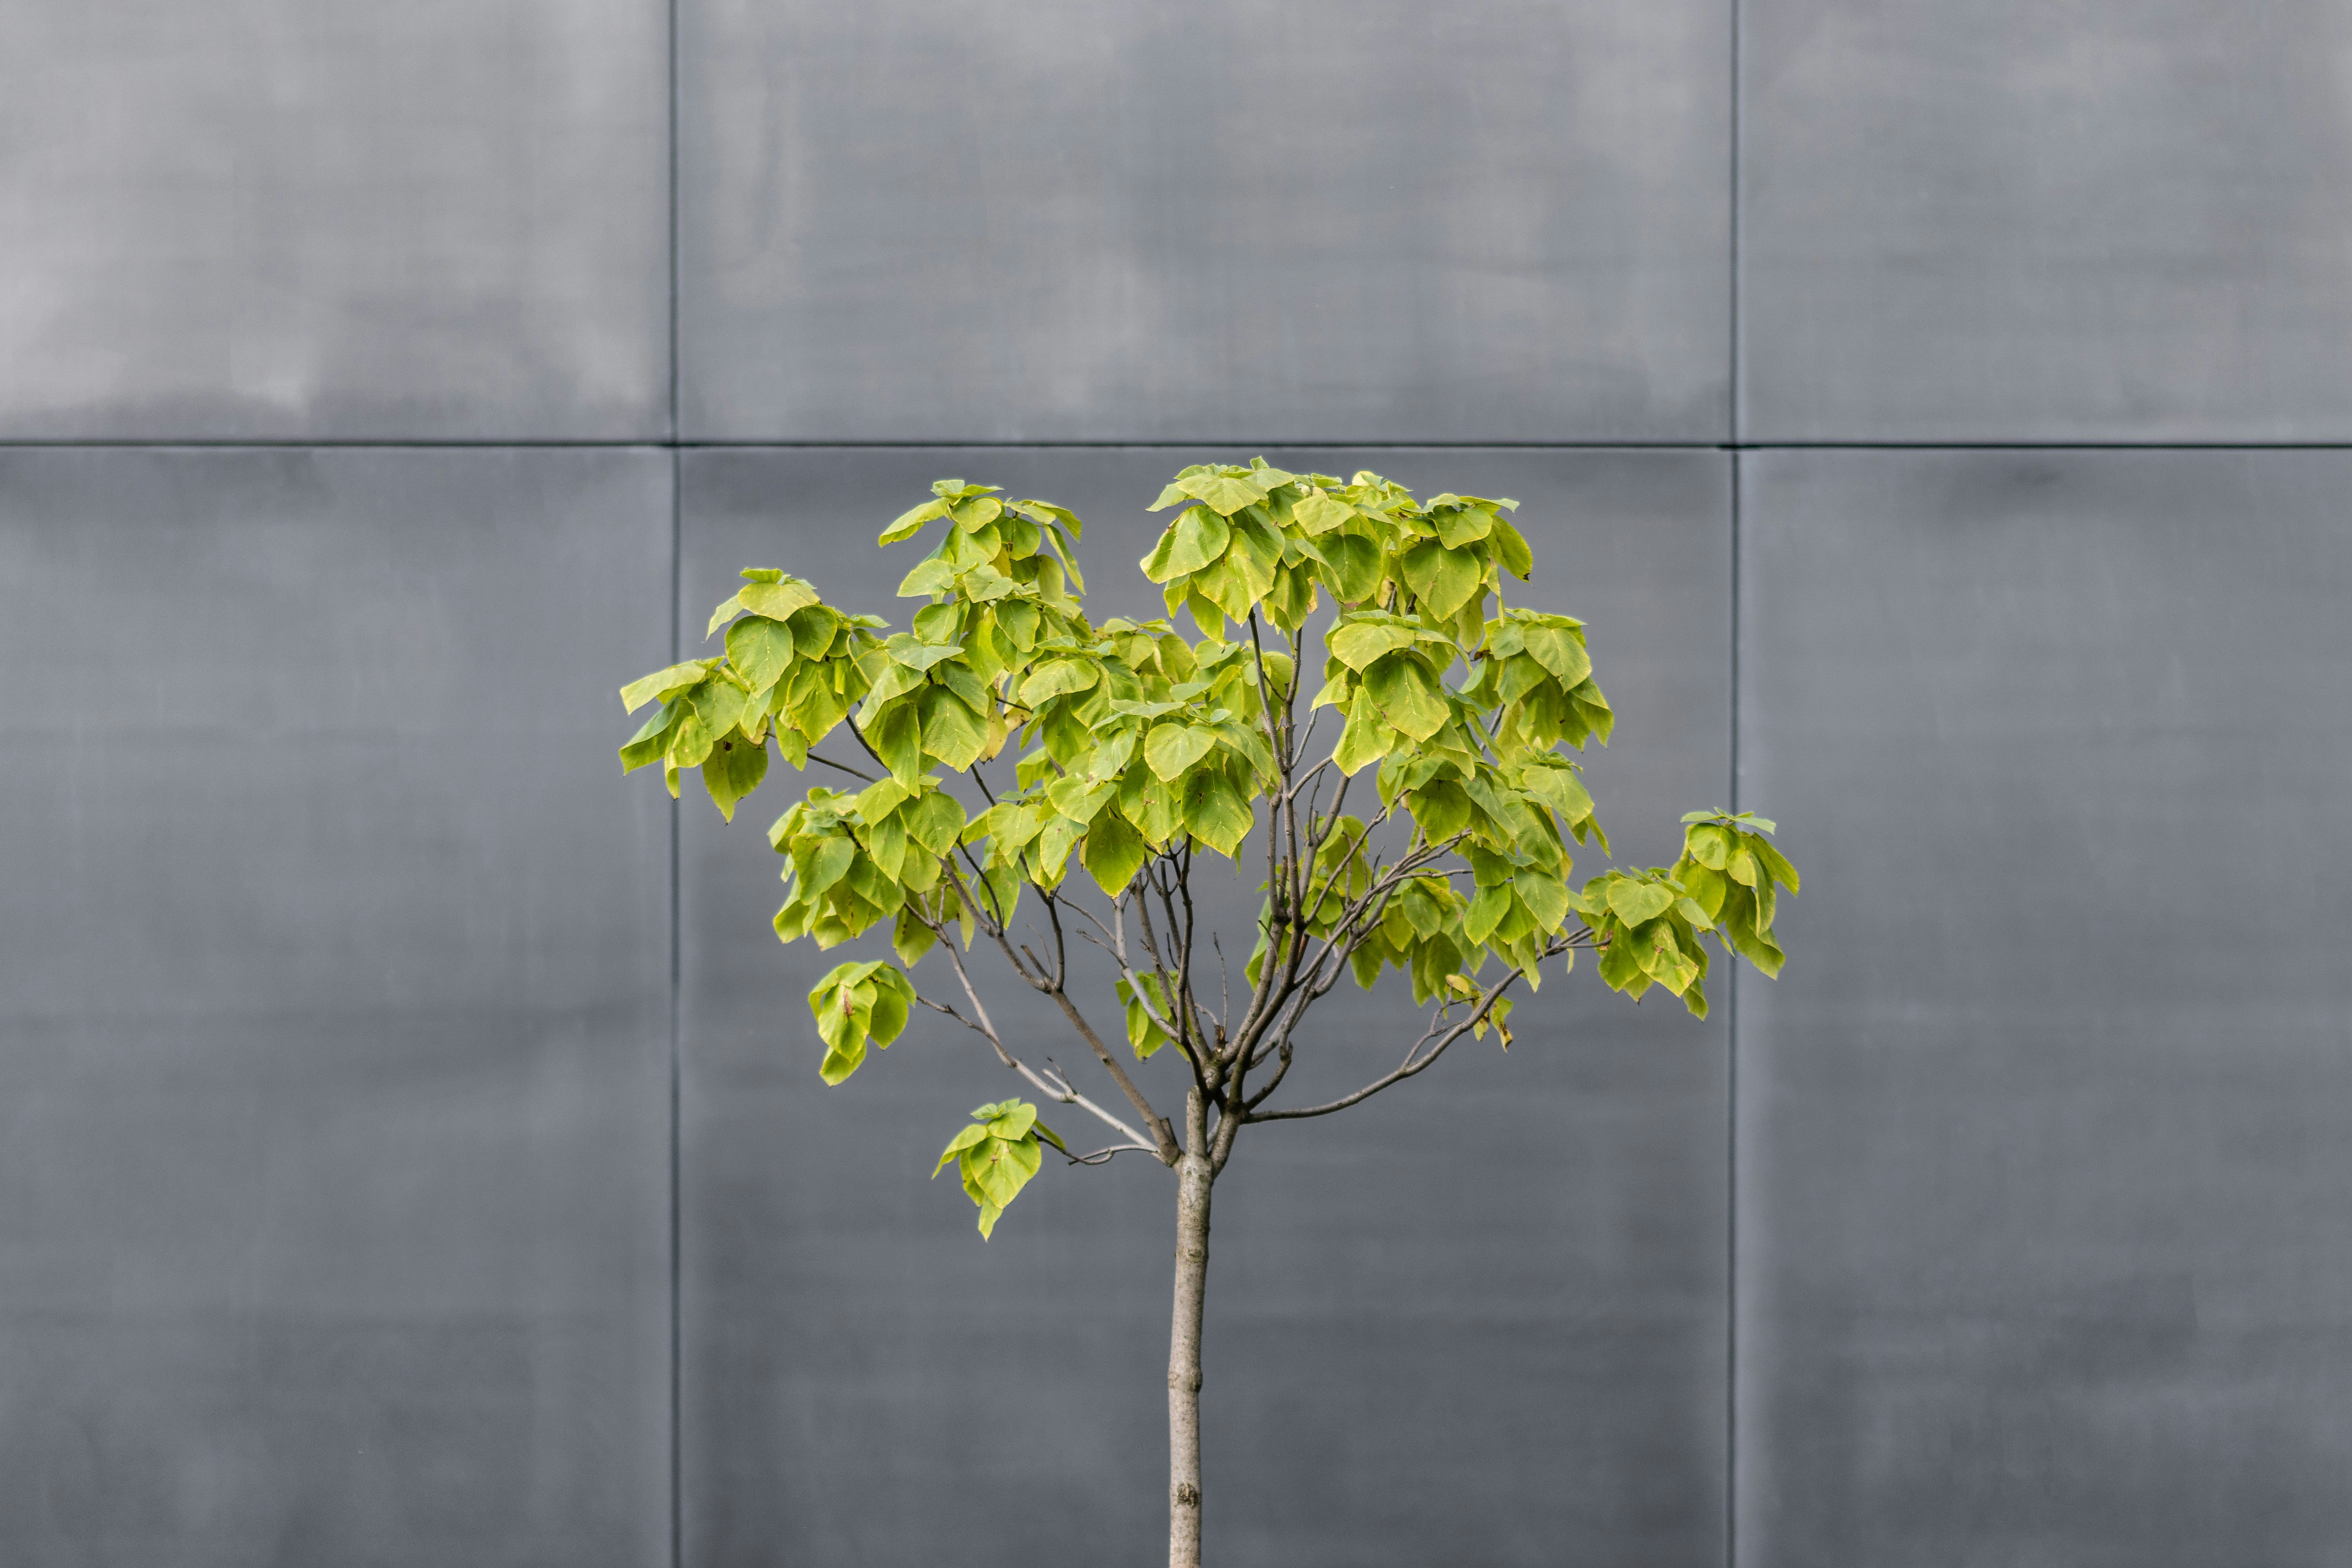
left=618, top=459, right=1796, bottom=1235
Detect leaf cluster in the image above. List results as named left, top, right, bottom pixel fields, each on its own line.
left=933, top=1100, right=1066, bottom=1239
left=617, top=462, right=1801, bottom=1236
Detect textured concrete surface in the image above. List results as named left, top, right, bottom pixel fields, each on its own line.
left=0, top=448, right=675, bottom=1566
left=678, top=0, right=1732, bottom=442
left=1741, top=0, right=2352, bottom=441
left=1737, top=448, right=2352, bottom=1566
left=0, top=0, right=670, bottom=439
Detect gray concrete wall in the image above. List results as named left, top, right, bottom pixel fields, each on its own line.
left=1, top=2, right=2345, bottom=1564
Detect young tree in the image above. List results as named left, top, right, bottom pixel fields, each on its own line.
left=617, top=460, right=1797, bottom=1566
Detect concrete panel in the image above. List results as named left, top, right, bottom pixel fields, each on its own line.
left=1740, top=1, right=2352, bottom=441
left=678, top=2, right=1731, bottom=442
left=0, top=2, right=669, bottom=439
left=677, top=447, right=1732, bottom=1565
left=1737, top=450, right=2352, bottom=1565
left=0, top=448, right=675, bottom=1565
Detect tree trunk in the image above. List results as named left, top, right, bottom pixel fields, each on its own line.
left=1167, top=1148, right=1213, bottom=1567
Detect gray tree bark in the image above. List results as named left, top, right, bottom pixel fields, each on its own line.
left=1167, top=1145, right=1213, bottom=1566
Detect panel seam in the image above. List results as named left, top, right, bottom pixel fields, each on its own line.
left=11, top=438, right=2351, bottom=451
left=1726, top=451, right=1742, bottom=1568
left=1727, top=0, right=1742, bottom=1561
left=666, top=455, right=682, bottom=1568
left=666, top=0, right=684, bottom=1559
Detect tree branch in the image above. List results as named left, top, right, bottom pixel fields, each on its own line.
left=806, top=750, right=878, bottom=783
left=1245, top=953, right=1550, bottom=1123
left=913, top=909, right=1160, bottom=1152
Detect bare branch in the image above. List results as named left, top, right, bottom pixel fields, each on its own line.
left=914, top=904, right=1159, bottom=1152
left=806, top=750, right=878, bottom=783
left=1043, top=985, right=1183, bottom=1165
left=1245, top=952, right=1552, bottom=1123
left=843, top=711, right=898, bottom=779
left=1285, top=756, right=1332, bottom=804
left=1058, top=1142, right=1161, bottom=1166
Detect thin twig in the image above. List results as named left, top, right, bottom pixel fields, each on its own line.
left=806, top=750, right=878, bottom=783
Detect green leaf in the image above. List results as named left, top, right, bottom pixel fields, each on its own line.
left=884, top=635, right=964, bottom=671
left=788, top=604, right=842, bottom=658
left=1332, top=688, right=1399, bottom=775
left=968, top=1134, right=1042, bottom=1210
left=619, top=702, right=678, bottom=773
left=1606, top=880, right=1675, bottom=926
left=1686, top=822, right=1731, bottom=870
left=932, top=1121, right=989, bottom=1175
left=853, top=702, right=916, bottom=786
left=1081, top=811, right=1149, bottom=897
left=853, top=776, right=913, bottom=822
left=1318, top=534, right=1383, bottom=603
left=897, top=558, right=957, bottom=598
left=1518, top=762, right=1597, bottom=831
left=1422, top=545, right=1486, bottom=618
left=1012, top=498, right=1086, bottom=540
left=666, top=710, right=715, bottom=768
left=1047, top=772, right=1116, bottom=824
left=1431, top=506, right=1493, bottom=548
left=952, top=1124, right=1045, bottom=1238
left=701, top=733, right=768, bottom=822
left=687, top=676, right=748, bottom=740
left=1158, top=506, right=1231, bottom=578
left=1327, top=620, right=1417, bottom=671
left=1182, top=766, right=1254, bottom=855
left=867, top=962, right=914, bottom=1046
left=1521, top=622, right=1592, bottom=686
left=1145, top=722, right=1218, bottom=782
left=1361, top=653, right=1448, bottom=743
left=1292, top=490, right=1355, bottom=535
left=879, top=497, right=949, bottom=544
left=1463, top=884, right=1512, bottom=944
left=918, top=686, right=989, bottom=770
left=902, top=789, right=968, bottom=855
left=1020, top=658, right=1100, bottom=703
left=1489, top=517, right=1534, bottom=578
left=891, top=903, right=937, bottom=966
left=1753, top=838, right=1800, bottom=893
left=984, top=1102, right=1038, bottom=1141
left=1599, top=925, right=1648, bottom=995
left=726, top=616, right=799, bottom=691
left=808, top=959, right=911, bottom=1085
left=1513, top=869, right=1569, bottom=933
left=951, top=496, right=1004, bottom=532
left=621, top=660, right=715, bottom=713
left=740, top=579, right=819, bottom=621
left=1035, top=815, right=1084, bottom=882
left=1178, top=471, right=1270, bottom=517
left=801, top=835, right=856, bottom=899
left=1119, top=974, right=1172, bottom=1058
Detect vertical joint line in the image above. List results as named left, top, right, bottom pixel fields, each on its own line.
left=1726, top=5, right=1743, bottom=1559
left=667, top=0, right=681, bottom=446
left=665, top=0, right=684, bottom=1563
left=665, top=0, right=683, bottom=1546
left=666, top=445, right=683, bottom=1568
left=1726, top=460, right=1742, bottom=1568
left=1728, top=0, right=1741, bottom=451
